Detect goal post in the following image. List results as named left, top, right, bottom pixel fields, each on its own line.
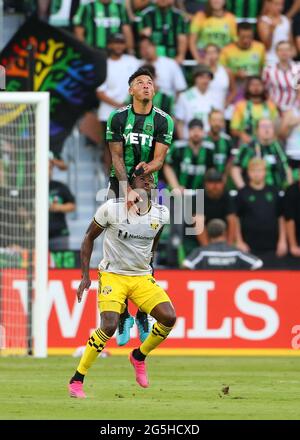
left=0, top=92, right=49, bottom=358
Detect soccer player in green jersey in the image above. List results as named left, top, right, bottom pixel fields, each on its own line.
left=73, top=0, right=134, bottom=53
left=106, top=66, right=174, bottom=346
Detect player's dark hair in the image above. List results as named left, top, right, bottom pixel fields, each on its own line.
left=207, top=219, right=227, bottom=239
left=128, top=67, right=154, bottom=86
left=142, top=64, right=156, bottom=78
left=238, top=22, right=253, bottom=33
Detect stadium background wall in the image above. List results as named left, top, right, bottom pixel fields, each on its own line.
left=2, top=270, right=300, bottom=355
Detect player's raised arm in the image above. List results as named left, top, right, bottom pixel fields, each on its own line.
left=77, top=221, right=104, bottom=303
left=109, top=140, right=142, bottom=210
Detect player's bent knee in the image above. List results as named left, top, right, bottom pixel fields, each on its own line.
left=100, top=311, right=119, bottom=337
left=151, top=303, right=177, bottom=328
left=162, top=310, right=176, bottom=328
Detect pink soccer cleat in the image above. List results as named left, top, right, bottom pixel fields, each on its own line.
left=129, top=351, right=149, bottom=388
left=68, top=381, right=86, bottom=398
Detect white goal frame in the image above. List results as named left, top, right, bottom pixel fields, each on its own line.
left=0, top=92, right=49, bottom=357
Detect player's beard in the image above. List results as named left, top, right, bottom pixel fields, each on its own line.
left=142, top=98, right=151, bottom=105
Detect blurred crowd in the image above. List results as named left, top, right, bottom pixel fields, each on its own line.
left=2, top=0, right=300, bottom=268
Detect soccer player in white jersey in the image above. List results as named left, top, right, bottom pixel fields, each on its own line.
left=68, top=172, right=176, bottom=398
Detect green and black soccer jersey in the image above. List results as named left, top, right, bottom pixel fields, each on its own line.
left=106, top=104, right=174, bottom=185
left=73, top=1, right=129, bottom=48
left=226, top=0, right=263, bottom=21
left=202, top=133, right=233, bottom=174
left=165, top=141, right=214, bottom=189
left=139, top=6, right=188, bottom=58
left=233, top=140, right=290, bottom=190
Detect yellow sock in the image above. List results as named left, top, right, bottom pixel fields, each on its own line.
left=77, top=328, right=110, bottom=375
left=139, top=322, right=173, bottom=356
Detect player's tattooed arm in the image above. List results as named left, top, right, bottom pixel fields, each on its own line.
left=109, top=141, right=128, bottom=184
left=77, top=221, right=104, bottom=303
left=110, top=141, right=142, bottom=210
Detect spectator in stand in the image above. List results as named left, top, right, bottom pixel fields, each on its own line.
left=204, top=44, right=237, bottom=111
left=203, top=110, right=233, bottom=176
left=284, top=175, right=300, bottom=257
left=262, top=41, right=300, bottom=113
left=96, top=33, right=140, bottom=173
left=189, top=0, right=237, bottom=63
left=192, top=168, right=237, bottom=247
left=231, top=119, right=292, bottom=190
left=230, top=76, right=278, bottom=145
left=220, top=22, right=265, bottom=99
left=138, top=36, right=187, bottom=97
left=49, top=158, right=76, bottom=251
left=257, top=0, right=293, bottom=66
left=226, top=0, right=264, bottom=27
left=164, top=119, right=211, bottom=192
left=175, top=64, right=215, bottom=139
left=73, top=0, right=134, bottom=53
left=235, top=157, right=287, bottom=267
left=183, top=218, right=263, bottom=270
left=139, top=0, right=188, bottom=63
left=279, top=106, right=300, bottom=176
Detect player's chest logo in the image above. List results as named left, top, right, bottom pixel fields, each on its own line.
left=150, top=222, right=159, bottom=230
left=123, top=132, right=153, bottom=147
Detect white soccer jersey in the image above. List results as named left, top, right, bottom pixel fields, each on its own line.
left=94, top=198, right=169, bottom=275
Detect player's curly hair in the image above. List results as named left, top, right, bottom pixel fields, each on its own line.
left=128, top=67, right=154, bottom=86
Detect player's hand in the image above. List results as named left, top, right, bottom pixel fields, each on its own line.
left=126, top=187, right=143, bottom=213
left=77, top=277, right=91, bottom=303
left=135, top=162, right=151, bottom=174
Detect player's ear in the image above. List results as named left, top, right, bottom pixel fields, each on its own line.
left=129, top=86, right=133, bottom=96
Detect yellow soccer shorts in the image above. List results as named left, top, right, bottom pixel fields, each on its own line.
left=97, top=271, right=172, bottom=315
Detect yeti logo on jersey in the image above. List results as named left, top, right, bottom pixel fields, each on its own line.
left=150, top=222, right=159, bottom=230
left=102, top=286, right=112, bottom=295
left=123, top=133, right=153, bottom=147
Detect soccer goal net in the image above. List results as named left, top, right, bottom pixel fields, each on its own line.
left=0, top=92, right=49, bottom=357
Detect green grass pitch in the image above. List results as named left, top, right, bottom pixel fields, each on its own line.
left=1, top=355, right=300, bottom=420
